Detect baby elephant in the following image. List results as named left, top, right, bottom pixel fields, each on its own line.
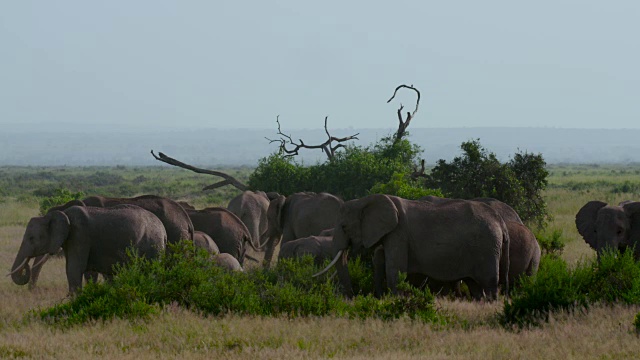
left=193, top=230, right=220, bottom=255
left=10, top=205, right=167, bottom=294
left=278, top=235, right=333, bottom=266
left=213, top=253, right=244, bottom=272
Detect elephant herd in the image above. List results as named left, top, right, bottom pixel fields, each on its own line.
left=8, top=188, right=637, bottom=300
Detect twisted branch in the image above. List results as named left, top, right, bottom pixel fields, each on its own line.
left=150, top=151, right=249, bottom=191
left=266, top=115, right=359, bottom=161
left=386, top=84, right=421, bottom=142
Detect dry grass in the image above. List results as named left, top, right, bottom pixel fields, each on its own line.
left=2, top=168, right=640, bottom=359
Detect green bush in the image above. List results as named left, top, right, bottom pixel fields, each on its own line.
left=535, top=228, right=566, bottom=258
left=502, top=250, right=640, bottom=327
left=38, top=242, right=438, bottom=326
left=248, top=137, right=428, bottom=200
left=38, top=188, right=85, bottom=215
left=370, top=172, right=443, bottom=200
left=426, top=139, right=549, bottom=227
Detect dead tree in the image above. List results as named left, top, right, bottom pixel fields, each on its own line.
left=266, top=115, right=359, bottom=161
left=150, top=151, right=249, bottom=191
left=386, top=84, right=421, bottom=143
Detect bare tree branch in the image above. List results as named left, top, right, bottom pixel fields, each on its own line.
left=387, top=84, right=421, bottom=142
left=267, top=115, right=359, bottom=161
left=150, top=151, right=249, bottom=191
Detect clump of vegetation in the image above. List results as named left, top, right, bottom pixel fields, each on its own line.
left=38, top=188, right=85, bottom=215
left=369, top=172, right=442, bottom=200
left=249, top=137, right=427, bottom=200
left=535, top=228, right=566, bottom=258
left=38, top=241, right=438, bottom=327
left=502, top=250, right=640, bottom=327
left=426, top=139, right=549, bottom=227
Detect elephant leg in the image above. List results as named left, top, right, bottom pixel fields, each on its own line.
left=465, top=279, right=485, bottom=301
left=262, top=236, right=281, bottom=268
left=65, top=250, right=88, bottom=295
left=83, top=271, right=99, bottom=284
left=383, top=236, right=408, bottom=295
left=373, top=246, right=387, bottom=298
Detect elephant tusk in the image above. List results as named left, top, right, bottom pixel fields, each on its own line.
left=328, top=270, right=337, bottom=281
left=31, top=254, right=50, bottom=269
left=312, top=250, right=343, bottom=278
left=7, top=257, right=30, bottom=277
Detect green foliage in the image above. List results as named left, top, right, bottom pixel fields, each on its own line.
left=502, top=250, right=640, bottom=327
left=38, top=241, right=438, bottom=326
left=38, top=188, right=85, bottom=215
left=370, top=172, right=443, bottom=200
left=426, top=139, right=549, bottom=227
left=248, top=137, right=430, bottom=200
left=634, top=312, right=640, bottom=334
left=535, top=228, right=566, bottom=258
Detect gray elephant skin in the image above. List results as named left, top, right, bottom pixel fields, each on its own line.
left=28, top=195, right=195, bottom=289
left=212, top=253, right=244, bottom=272
left=416, top=196, right=539, bottom=292
left=193, top=230, right=220, bottom=255
left=185, top=207, right=253, bottom=265
left=318, top=194, right=510, bottom=300
left=263, top=192, right=343, bottom=266
left=227, top=191, right=274, bottom=250
left=278, top=234, right=334, bottom=266
left=10, top=205, right=166, bottom=294
left=576, top=200, right=640, bottom=259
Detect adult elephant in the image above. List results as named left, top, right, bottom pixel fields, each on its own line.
left=28, top=195, right=194, bottom=289
left=278, top=234, right=333, bottom=266
left=262, top=192, right=343, bottom=267
left=227, top=191, right=279, bottom=250
left=576, top=200, right=640, bottom=260
left=10, top=205, right=166, bottom=294
left=185, top=207, right=254, bottom=265
left=418, top=196, right=537, bottom=291
left=315, top=194, right=510, bottom=300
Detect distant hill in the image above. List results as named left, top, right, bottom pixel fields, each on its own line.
left=1, top=127, right=640, bottom=166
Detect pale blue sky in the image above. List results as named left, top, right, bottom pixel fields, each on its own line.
left=1, top=1, right=638, bottom=130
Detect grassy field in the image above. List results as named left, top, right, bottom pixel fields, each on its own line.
left=1, top=164, right=640, bottom=359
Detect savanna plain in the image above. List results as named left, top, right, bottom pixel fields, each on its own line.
left=1, top=164, right=640, bottom=359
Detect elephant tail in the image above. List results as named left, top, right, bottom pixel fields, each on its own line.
left=500, top=219, right=510, bottom=299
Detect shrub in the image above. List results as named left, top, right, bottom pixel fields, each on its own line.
left=248, top=136, right=429, bottom=200
left=502, top=250, right=640, bottom=327
left=38, top=188, right=85, bottom=215
left=426, top=139, right=549, bottom=227
left=535, top=228, right=566, bottom=258
left=38, top=241, right=438, bottom=326
left=370, top=172, right=442, bottom=200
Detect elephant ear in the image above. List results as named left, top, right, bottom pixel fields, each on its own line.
left=575, top=200, right=607, bottom=249
left=47, top=210, right=70, bottom=254
left=623, top=202, right=640, bottom=248
left=361, top=195, right=399, bottom=249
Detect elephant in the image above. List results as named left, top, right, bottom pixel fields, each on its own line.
left=375, top=219, right=540, bottom=297
left=416, top=196, right=537, bottom=292
left=184, top=207, right=254, bottom=265
left=227, top=191, right=274, bottom=250
left=212, top=253, right=244, bottom=272
left=10, top=205, right=166, bottom=294
left=278, top=234, right=333, bottom=266
left=263, top=192, right=343, bottom=267
left=28, top=195, right=194, bottom=289
left=315, top=194, right=510, bottom=300
left=576, top=200, right=640, bottom=260
left=193, top=230, right=220, bottom=255
left=421, top=195, right=523, bottom=224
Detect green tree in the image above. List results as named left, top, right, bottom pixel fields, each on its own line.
left=426, top=139, right=549, bottom=227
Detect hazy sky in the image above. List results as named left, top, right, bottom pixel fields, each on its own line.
left=1, top=1, right=639, bottom=130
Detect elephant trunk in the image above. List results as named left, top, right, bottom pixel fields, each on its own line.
left=9, top=250, right=32, bottom=286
